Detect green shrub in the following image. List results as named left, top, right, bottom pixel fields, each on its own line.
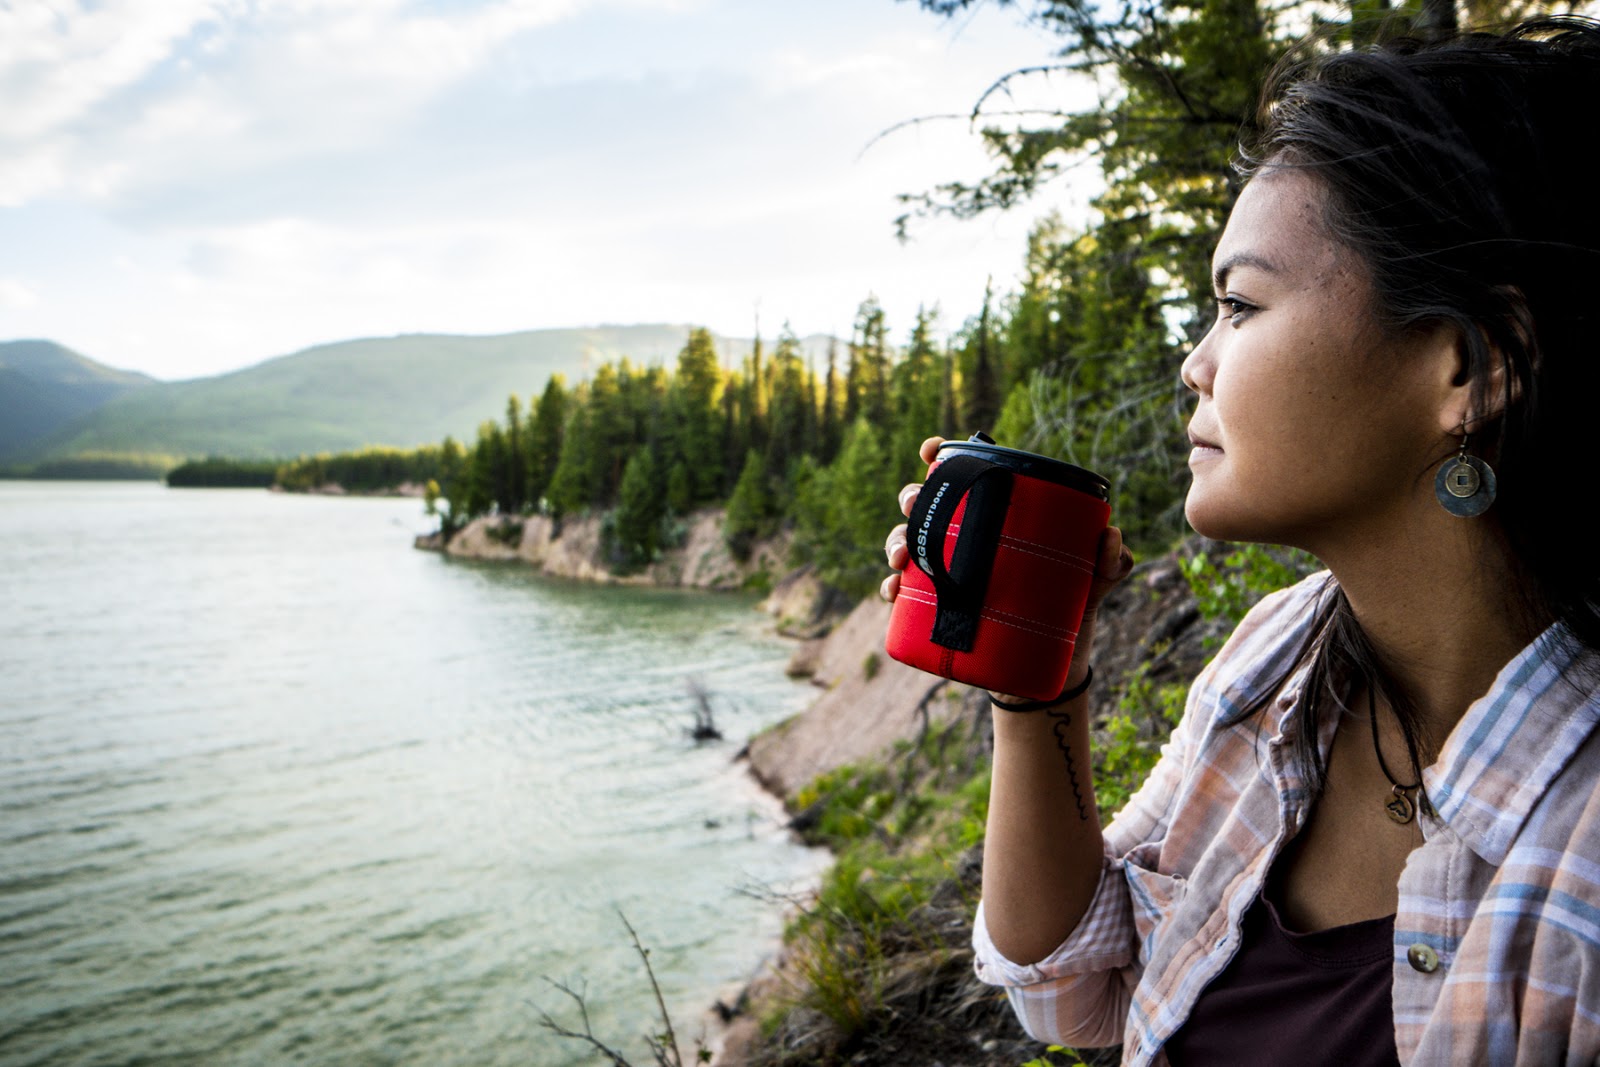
left=1181, top=543, right=1317, bottom=642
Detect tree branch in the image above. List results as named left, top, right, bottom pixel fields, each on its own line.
left=537, top=977, right=638, bottom=1066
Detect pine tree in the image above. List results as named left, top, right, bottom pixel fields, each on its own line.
left=747, top=325, right=766, bottom=450
left=720, top=381, right=744, bottom=495
left=546, top=397, right=592, bottom=519
left=672, top=327, right=724, bottom=505
left=892, top=305, right=944, bottom=481
left=666, top=460, right=692, bottom=516
left=938, top=345, right=958, bottom=439
left=844, top=296, right=890, bottom=429
left=793, top=418, right=901, bottom=597
left=527, top=374, right=568, bottom=508
left=961, top=280, right=1001, bottom=433
left=764, top=324, right=813, bottom=483
left=503, top=394, right=526, bottom=514
left=820, top=338, right=842, bottom=462
left=613, top=448, right=664, bottom=568
left=431, top=436, right=470, bottom=536
left=585, top=363, right=629, bottom=505
left=464, top=420, right=504, bottom=518
left=724, top=449, right=772, bottom=561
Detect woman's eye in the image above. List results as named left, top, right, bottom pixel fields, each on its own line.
left=1215, top=297, right=1254, bottom=324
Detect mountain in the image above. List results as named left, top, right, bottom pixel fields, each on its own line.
left=9, top=325, right=807, bottom=467
left=0, top=341, right=156, bottom=462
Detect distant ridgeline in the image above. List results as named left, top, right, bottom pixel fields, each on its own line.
left=0, top=340, right=160, bottom=476
left=0, top=326, right=779, bottom=477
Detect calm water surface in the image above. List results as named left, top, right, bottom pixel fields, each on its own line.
left=0, top=482, right=826, bottom=1066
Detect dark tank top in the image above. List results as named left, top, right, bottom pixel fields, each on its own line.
left=1163, top=880, right=1400, bottom=1067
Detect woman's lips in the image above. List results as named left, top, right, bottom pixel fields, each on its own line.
left=1187, top=431, right=1222, bottom=460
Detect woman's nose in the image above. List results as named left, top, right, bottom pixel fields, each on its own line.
left=1180, top=336, right=1214, bottom=396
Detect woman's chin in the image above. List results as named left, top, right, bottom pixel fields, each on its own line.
left=1183, top=492, right=1225, bottom=539
left=1184, top=492, right=1255, bottom=544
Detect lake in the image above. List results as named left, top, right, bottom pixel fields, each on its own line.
left=0, top=481, right=826, bottom=1066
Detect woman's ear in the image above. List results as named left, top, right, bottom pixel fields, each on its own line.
left=1431, top=324, right=1481, bottom=437
left=1435, top=306, right=1526, bottom=437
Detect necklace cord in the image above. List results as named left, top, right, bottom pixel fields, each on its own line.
left=1367, top=684, right=1422, bottom=791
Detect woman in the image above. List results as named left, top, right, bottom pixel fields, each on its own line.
left=882, top=18, right=1600, bottom=1066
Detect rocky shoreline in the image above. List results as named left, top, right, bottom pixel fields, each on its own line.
left=415, top=509, right=792, bottom=592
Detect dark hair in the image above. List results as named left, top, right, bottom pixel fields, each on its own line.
left=1233, top=18, right=1600, bottom=789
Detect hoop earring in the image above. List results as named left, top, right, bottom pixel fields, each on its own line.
left=1434, top=432, right=1497, bottom=518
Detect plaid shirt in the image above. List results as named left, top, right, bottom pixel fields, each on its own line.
left=974, top=573, right=1600, bottom=1066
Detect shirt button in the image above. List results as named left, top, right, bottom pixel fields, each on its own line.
left=1407, top=943, right=1440, bottom=973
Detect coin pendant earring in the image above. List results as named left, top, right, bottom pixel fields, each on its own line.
left=1435, top=433, right=1497, bottom=518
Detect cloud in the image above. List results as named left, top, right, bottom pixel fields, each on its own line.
left=0, top=0, right=1051, bottom=222
left=245, top=0, right=579, bottom=95
left=0, top=0, right=226, bottom=143
left=0, top=277, right=40, bottom=310
left=0, top=0, right=595, bottom=208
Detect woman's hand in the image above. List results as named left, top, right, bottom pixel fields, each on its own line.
left=1058, top=524, right=1135, bottom=689
left=880, top=436, right=946, bottom=604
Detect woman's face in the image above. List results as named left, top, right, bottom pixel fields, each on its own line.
left=1180, top=169, right=1454, bottom=553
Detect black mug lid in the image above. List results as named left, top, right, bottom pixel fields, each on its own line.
left=936, top=432, right=1109, bottom=501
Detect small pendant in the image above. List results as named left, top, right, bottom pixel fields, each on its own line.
left=1444, top=460, right=1480, bottom=498
left=1434, top=454, right=1496, bottom=517
left=1386, top=785, right=1416, bottom=825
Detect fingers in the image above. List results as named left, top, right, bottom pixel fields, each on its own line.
left=898, top=482, right=920, bottom=517
left=886, top=436, right=942, bottom=603
left=1085, top=526, right=1135, bottom=612
left=1100, top=525, right=1134, bottom=580
left=884, top=522, right=908, bottom=570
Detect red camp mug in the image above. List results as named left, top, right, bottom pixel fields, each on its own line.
left=885, top=433, right=1111, bottom=700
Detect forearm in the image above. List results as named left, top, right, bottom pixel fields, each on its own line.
left=982, top=682, right=1106, bottom=965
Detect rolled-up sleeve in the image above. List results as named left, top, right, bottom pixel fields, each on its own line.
left=972, top=858, right=1138, bottom=1047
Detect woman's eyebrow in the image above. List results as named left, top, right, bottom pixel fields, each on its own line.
left=1212, top=252, right=1282, bottom=292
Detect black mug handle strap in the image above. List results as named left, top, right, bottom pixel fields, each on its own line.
left=906, top=453, right=1013, bottom=652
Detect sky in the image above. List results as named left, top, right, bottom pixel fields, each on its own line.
left=0, top=0, right=1096, bottom=381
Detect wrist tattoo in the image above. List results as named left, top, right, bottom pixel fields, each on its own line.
left=1048, top=708, right=1092, bottom=823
